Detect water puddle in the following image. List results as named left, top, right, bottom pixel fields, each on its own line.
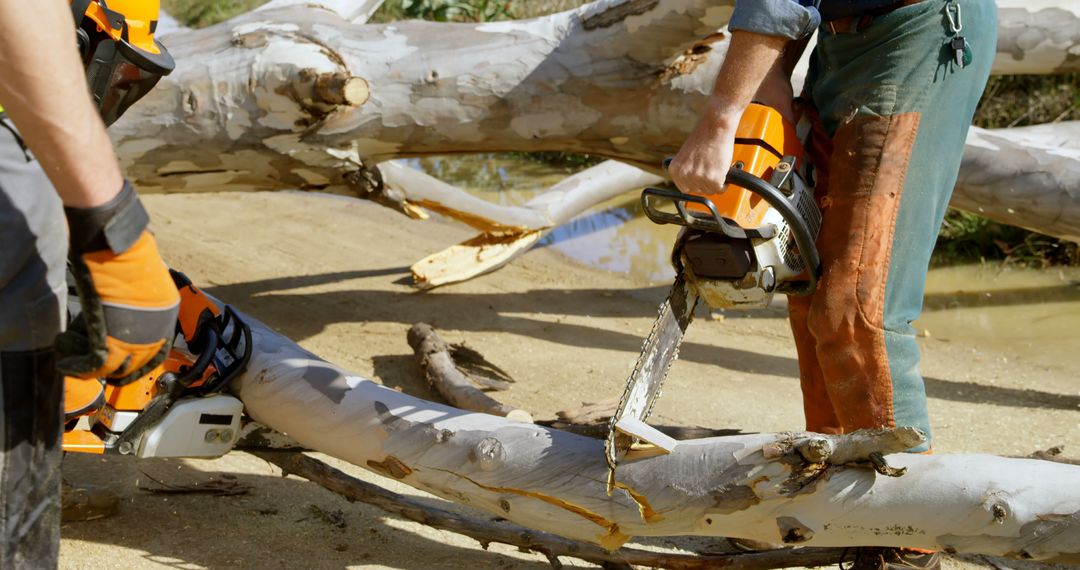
left=916, top=264, right=1080, bottom=369
left=406, top=154, right=1080, bottom=367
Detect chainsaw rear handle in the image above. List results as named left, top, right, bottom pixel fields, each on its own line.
left=642, top=166, right=822, bottom=297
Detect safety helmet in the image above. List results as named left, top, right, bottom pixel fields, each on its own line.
left=71, top=0, right=175, bottom=126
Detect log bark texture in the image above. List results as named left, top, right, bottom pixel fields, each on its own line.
left=121, top=0, right=1080, bottom=242
left=255, top=450, right=853, bottom=570
left=232, top=313, right=1080, bottom=561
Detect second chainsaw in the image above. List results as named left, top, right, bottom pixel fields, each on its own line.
left=605, top=103, right=822, bottom=487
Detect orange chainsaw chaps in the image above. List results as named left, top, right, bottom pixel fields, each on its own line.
left=688, top=103, right=807, bottom=229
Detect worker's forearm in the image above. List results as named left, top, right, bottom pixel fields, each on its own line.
left=701, top=31, right=790, bottom=129
left=0, top=0, right=124, bottom=209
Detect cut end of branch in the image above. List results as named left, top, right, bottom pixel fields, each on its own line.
left=315, top=72, right=370, bottom=106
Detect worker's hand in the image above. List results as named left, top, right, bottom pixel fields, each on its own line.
left=56, top=181, right=179, bottom=385
left=668, top=103, right=739, bottom=197
left=669, top=63, right=796, bottom=197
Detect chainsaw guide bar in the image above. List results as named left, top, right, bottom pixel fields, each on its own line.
left=605, top=275, right=698, bottom=491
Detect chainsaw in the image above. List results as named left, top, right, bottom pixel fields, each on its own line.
left=605, top=103, right=822, bottom=489
left=62, top=270, right=252, bottom=459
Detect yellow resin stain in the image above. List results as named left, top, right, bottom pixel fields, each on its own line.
left=612, top=482, right=664, bottom=523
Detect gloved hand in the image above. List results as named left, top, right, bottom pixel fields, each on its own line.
left=56, top=181, right=179, bottom=385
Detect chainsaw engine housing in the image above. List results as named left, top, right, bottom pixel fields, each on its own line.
left=681, top=157, right=820, bottom=309
left=642, top=103, right=822, bottom=310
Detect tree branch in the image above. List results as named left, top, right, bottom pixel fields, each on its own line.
left=253, top=449, right=850, bottom=570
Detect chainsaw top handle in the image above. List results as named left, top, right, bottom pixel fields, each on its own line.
left=641, top=165, right=822, bottom=297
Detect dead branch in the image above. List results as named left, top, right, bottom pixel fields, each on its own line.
left=407, top=323, right=532, bottom=422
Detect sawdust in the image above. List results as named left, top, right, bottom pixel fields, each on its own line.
left=59, top=192, right=1079, bottom=570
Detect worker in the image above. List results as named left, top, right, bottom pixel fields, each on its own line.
left=668, top=1, right=995, bottom=568
left=0, top=0, right=178, bottom=566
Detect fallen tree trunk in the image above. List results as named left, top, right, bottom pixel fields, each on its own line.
left=255, top=450, right=854, bottom=570
left=233, top=313, right=1080, bottom=562
left=119, top=0, right=1080, bottom=242
left=956, top=124, right=1080, bottom=241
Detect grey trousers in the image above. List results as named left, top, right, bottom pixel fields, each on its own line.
left=0, top=116, right=66, bottom=569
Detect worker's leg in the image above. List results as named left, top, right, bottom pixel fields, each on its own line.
left=0, top=115, right=67, bottom=568
left=790, top=0, right=996, bottom=448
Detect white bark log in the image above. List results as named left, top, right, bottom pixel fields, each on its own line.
left=959, top=123, right=1080, bottom=242
left=255, top=0, right=386, bottom=22
left=233, top=315, right=1080, bottom=561
left=393, top=160, right=663, bottom=288
left=996, top=2, right=1080, bottom=74
left=112, top=0, right=1080, bottom=243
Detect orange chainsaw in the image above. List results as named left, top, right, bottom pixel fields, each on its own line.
left=605, top=103, right=822, bottom=486
left=63, top=270, right=252, bottom=458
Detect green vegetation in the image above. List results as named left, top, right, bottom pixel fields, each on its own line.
left=161, top=0, right=268, bottom=28
left=371, top=0, right=513, bottom=22
left=371, top=0, right=583, bottom=21
left=160, top=0, right=1077, bottom=266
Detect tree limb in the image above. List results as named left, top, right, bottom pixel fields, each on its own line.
left=252, top=449, right=850, bottom=570
left=231, top=312, right=1080, bottom=561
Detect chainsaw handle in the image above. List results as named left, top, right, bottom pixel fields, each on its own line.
left=176, top=326, right=219, bottom=388
left=641, top=187, right=776, bottom=240
left=724, top=168, right=822, bottom=296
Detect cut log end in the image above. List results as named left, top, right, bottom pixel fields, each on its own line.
left=314, top=72, right=370, bottom=106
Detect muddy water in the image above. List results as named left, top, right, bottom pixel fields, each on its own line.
left=407, top=154, right=1080, bottom=366
left=916, top=264, right=1080, bottom=370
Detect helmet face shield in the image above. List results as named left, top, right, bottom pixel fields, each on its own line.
left=74, top=0, right=174, bottom=126
left=86, top=41, right=168, bottom=126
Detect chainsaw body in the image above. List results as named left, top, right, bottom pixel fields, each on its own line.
left=643, top=103, right=822, bottom=308
left=606, top=104, right=823, bottom=481
left=62, top=271, right=251, bottom=458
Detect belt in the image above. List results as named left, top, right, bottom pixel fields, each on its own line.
left=823, top=0, right=928, bottom=34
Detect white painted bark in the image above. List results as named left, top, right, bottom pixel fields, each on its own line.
left=958, top=123, right=1080, bottom=242
left=254, top=0, right=385, bottom=22
left=996, top=2, right=1080, bottom=74
left=393, top=160, right=663, bottom=288
left=233, top=315, right=1080, bottom=561
left=112, top=0, right=1080, bottom=244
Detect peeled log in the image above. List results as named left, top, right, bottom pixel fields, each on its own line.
left=233, top=313, right=1080, bottom=561
left=958, top=123, right=1080, bottom=241
left=118, top=0, right=1080, bottom=243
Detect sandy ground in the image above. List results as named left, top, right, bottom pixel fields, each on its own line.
left=59, top=192, right=1079, bottom=569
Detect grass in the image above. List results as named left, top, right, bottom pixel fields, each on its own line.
left=160, top=0, right=1077, bottom=266
left=161, top=0, right=268, bottom=28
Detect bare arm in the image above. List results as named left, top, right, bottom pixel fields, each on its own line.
left=667, top=30, right=791, bottom=197
left=0, top=0, right=124, bottom=208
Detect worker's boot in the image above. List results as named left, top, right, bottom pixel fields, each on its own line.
left=60, top=483, right=119, bottom=523
left=845, top=547, right=941, bottom=570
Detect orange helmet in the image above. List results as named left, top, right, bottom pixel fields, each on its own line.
left=71, top=0, right=175, bottom=125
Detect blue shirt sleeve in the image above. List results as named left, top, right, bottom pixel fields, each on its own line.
left=728, top=0, right=821, bottom=40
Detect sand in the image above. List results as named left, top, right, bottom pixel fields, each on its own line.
left=59, top=191, right=1079, bottom=569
